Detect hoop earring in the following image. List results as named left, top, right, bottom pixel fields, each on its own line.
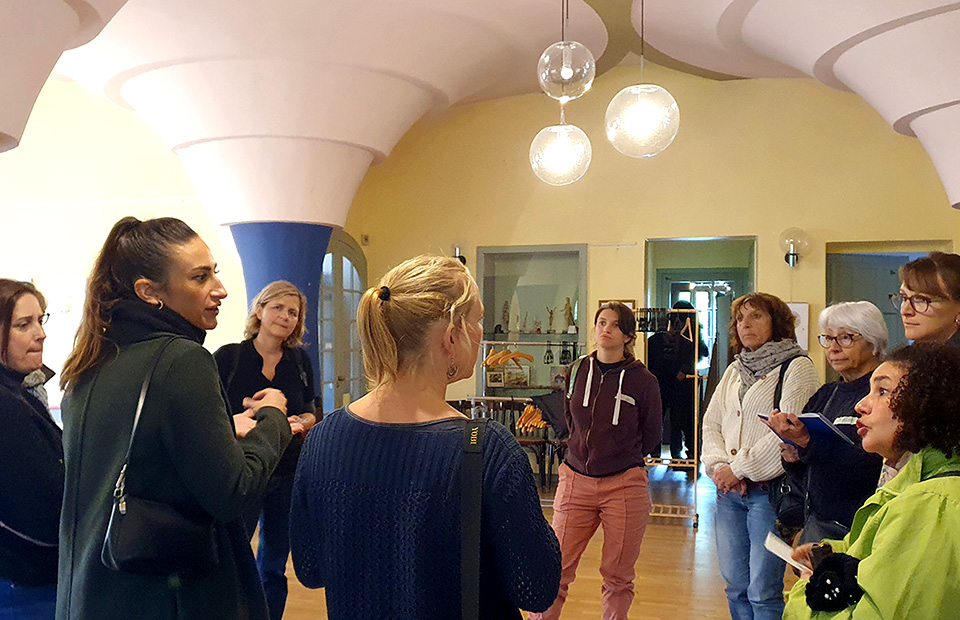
left=446, top=359, right=458, bottom=380
left=156, top=300, right=164, bottom=311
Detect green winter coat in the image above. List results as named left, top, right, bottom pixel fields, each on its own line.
left=783, top=447, right=960, bottom=619
left=57, top=303, right=291, bottom=620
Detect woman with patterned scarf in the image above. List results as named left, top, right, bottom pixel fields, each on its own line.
left=702, top=292, right=819, bottom=620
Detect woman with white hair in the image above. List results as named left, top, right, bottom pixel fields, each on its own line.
left=765, top=301, right=887, bottom=544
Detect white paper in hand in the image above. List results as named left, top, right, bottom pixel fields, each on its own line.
left=764, top=532, right=807, bottom=571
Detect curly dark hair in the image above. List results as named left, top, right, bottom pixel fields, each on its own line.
left=729, top=292, right=797, bottom=352
left=886, top=344, right=960, bottom=457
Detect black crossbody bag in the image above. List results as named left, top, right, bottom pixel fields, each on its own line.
left=461, top=418, right=487, bottom=620
left=101, top=337, right=219, bottom=576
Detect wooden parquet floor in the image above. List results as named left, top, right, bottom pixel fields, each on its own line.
left=278, top=463, right=756, bottom=620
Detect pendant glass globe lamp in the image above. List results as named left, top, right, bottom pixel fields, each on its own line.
left=537, top=41, right=596, bottom=103
left=605, top=84, right=679, bottom=158
left=529, top=124, right=592, bottom=186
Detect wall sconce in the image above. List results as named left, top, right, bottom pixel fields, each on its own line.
left=779, top=228, right=809, bottom=267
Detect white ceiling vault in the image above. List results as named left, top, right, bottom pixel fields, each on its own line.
left=2, top=0, right=959, bottom=226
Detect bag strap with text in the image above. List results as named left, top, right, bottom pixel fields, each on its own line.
left=461, top=417, right=488, bottom=620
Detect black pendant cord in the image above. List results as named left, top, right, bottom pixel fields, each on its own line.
left=640, top=0, right=646, bottom=81
left=561, top=0, right=568, bottom=41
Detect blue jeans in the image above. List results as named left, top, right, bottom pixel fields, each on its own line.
left=714, top=486, right=785, bottom=620
left=0, top=580, right=56, bottom=620
left=244, top=474, right=295, bottom=620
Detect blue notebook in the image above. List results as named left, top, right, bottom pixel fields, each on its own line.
left=758, top=412, right=855, bottom=446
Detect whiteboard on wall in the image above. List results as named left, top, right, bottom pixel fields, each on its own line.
left=787, top=302, right=810, bottom=351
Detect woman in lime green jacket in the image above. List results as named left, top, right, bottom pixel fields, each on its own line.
left=783, top=343, right=960, bottom=619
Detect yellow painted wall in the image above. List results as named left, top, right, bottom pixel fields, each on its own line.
left=0, top=79, right=246, bottom=405
left=345, top=64, right=958, bottom=396
left=3, top=65, right=958, bottom=404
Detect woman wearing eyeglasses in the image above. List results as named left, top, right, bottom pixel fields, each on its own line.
left=0, top=280, right=62, bottom=620
left=891, top=252, right=960, bottom=346
left=764, top=302, right=885, bottom=544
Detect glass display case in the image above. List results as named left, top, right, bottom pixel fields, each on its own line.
left=475, top=244, right=587, bottom=396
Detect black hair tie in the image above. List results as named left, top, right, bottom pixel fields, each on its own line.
left=378, top=286, right=391, bottom=301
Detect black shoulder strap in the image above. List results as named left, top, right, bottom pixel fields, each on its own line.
left=773, top=354, right=809, bottom=412
left=112, top=338, right=176, bottom=501
left=292, top=346, right=309, bottom=388
left=222, top=342, right=244, bottom=394
left=461, top=417, right=488, bottom=620
left=925, top=470, right=960, bottom=481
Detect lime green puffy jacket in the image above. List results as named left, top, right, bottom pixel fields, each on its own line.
left=784, top=447, right=960, bottom=619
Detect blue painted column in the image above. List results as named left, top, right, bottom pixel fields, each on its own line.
left=229, top=222, right=333, bottom=395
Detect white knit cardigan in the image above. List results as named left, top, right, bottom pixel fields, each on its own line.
left=701, top=356, right=820, bottom=483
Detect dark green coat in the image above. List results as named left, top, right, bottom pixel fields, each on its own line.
left=57, top=304, right=291, bottom=620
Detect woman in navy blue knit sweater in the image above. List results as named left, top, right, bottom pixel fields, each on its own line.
left=289, top=255, right=561, bottom=620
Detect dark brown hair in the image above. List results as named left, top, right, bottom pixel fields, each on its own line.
left=729, top=292, right=797, bottom=352
left=60, top=217, right=199, bottom=389
left=899, top=252, right=960, bottom=301
left=886, top=344, right=960, bottom=457
left=595, top=301, right=637, bottom=357
left=0, top=279, right=46, bottom=365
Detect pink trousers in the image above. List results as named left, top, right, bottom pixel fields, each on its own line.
left=529, top=463, right=651, bottom=620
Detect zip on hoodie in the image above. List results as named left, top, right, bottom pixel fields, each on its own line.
left=581, top=358, right=637, bottom=474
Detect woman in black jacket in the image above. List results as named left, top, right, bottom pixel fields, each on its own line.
left=215, top=281, right=316, bottom=620
left=765, top=301, right=886, bottom=543
left=57, top=217, right=292, bottom=620
left=0, top=280, right=61, bottom=620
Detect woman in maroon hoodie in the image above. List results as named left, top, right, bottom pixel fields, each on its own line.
left=530, top=301, right=662, bottom=620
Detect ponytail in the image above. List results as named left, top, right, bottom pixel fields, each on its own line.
left=357, top=286, right=401, bottom=386
left=357, top=256, right=477, bottom=388
left=60, top=217, right=198, bottom=389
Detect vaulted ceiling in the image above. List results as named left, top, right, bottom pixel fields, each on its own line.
left=3, top=0, right=959, bottom=225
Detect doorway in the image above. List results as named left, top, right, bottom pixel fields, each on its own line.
left=318, top=230, right=367, bottom=413
left=647, top=237, right=755, bottom=376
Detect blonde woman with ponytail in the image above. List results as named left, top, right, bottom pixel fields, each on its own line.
left=290, top=255, right=560, bottom=620
left=57, top=217, right=291, bottom=620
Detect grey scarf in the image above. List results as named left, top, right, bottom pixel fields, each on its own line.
left=736, top=339, right=804, bottom=401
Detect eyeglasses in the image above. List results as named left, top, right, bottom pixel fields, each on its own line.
left=11, top=313, right=50, bottom=332
left=818, top=333, right=861, bottom=348
left=889, top=293, right=947, bottom=314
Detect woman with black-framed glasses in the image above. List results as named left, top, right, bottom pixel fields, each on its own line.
left=763, top=302, right=885, bottom=545
left=891, top=252, right=960, bottom=345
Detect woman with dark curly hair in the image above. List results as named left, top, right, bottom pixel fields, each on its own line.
left=784, top=343, right=960, bottom=619
left=702, top=292, right=819, bottom=620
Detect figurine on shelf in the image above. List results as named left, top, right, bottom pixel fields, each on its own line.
left=534, top=319, right=542, bottom=334
left=521, top=312, right=529, bottom=334
left=546, top=306, right=556, bottom=333
left=563, top=297, right=575, bottom=331
left=502, top=301, right=510, bottom=333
